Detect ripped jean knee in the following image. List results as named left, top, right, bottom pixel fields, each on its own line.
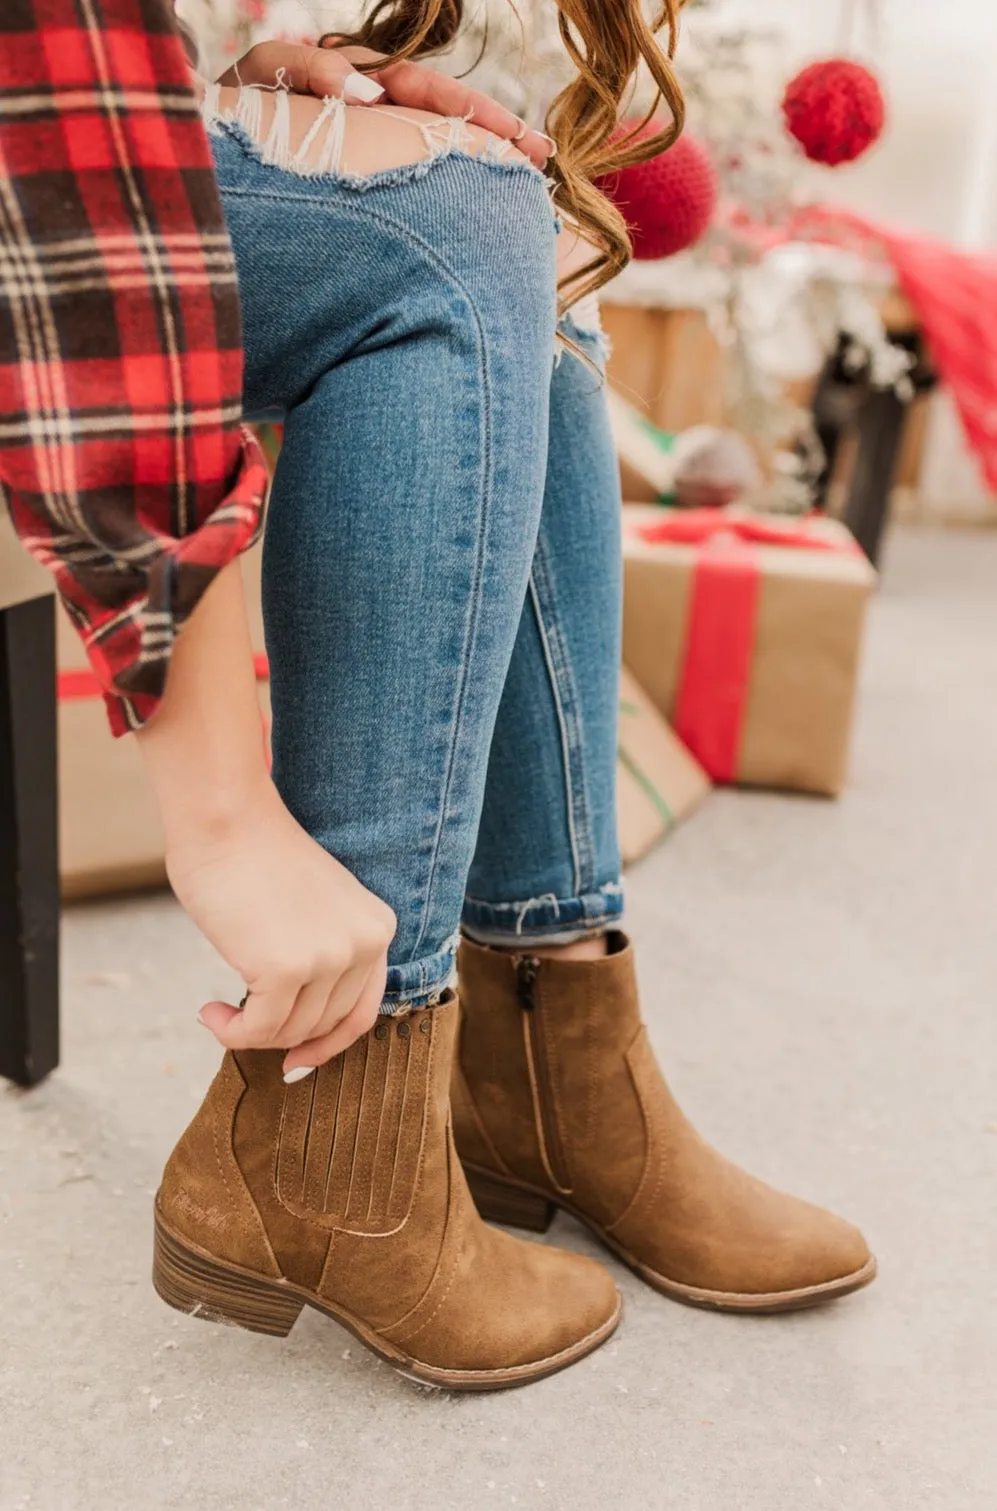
left=205, top=80, right=560, bottom=349
left=203, top=82, right=606, bottom=361
left=200, top=82, right=545, bottom=190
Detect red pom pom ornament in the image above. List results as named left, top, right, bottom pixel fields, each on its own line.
left=782, top=58, right=886, bottom=166
left=596, top=122, right=717, bottom=260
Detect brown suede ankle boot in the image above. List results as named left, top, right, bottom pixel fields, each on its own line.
left=453, top=936, right=876, bottom=1313
left=154, top=994, right=620, bottom=1388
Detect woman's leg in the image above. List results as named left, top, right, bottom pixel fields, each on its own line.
left=154, top=101, right=621, bottom=1388
left=463, top=314, right=624, bottom=946
left=211, top=104, right=558, bottom=1009
left=453, top=336, right=874, bottom=1315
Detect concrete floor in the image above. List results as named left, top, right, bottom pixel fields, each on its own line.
left=2, top=526, right=996, bottom=1510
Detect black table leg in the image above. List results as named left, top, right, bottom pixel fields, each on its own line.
left=843, top=385, right=909, bottom=568
left=0, top=594, right=59, bottom=1086
left=810, top=346, right=855, bottom=514
left=810, top=327, right=934, bottom=568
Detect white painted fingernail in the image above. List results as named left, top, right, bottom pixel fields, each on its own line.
left=343, top=73, right=385, bottom=104
left=283, top=1066, right=315, bottom=1084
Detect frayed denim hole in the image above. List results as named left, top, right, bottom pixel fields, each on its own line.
left=202, top=86, right=555, bottom=200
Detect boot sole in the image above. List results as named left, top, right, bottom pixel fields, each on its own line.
left=153, top=1201, right=621, bottom=1390
left=464, top=1164, right=878, bottom=1315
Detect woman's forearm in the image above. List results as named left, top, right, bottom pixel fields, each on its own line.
left=133, top=554, right=393, bottom=1074
left=135, top=559, right=273, bottom=854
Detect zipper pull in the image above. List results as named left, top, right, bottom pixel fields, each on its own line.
left=515, top=955, right=540, bottom=1009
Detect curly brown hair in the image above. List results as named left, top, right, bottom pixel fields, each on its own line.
left=325, top=2, right=685, bottom=305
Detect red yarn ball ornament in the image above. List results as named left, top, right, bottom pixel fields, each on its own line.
left=596, top=122, right=717, bottom=260
left=782, top=58, right=886, bottom=166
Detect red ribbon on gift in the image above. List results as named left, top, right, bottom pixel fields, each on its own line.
left=636, top=509, right=857, bottom=782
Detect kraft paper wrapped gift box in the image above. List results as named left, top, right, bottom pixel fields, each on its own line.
left=58, top=546, right=269, bottom=898
left=617, top=666, right=711, bottom=865
left=622, top=506, right=876, bottom=796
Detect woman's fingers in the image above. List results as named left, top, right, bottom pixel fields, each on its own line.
left=311, top=960, right=378, bottom=1042
left=331, top=44, right=556, bottom=167
left=222, top=42, right=555, bottom=166
left=199, top=956, right=386, bottom=1073
left=374, top=60, right=556, bottom=167
left=301, top=43, right=386, bottom=103
left=219, top=42, right=385, bottom=104
left=196, top=999, right=242, bottom=1038
left=282, top=956, right=388, bottom=1077
left=197, top=980, right=298, bottom=1051
left=276, top=975, right=341, bottom=1049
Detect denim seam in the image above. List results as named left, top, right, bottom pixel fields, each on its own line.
left=214, top=134, right=558, bottom=298
left=405, top=274, right=495, bottom=967
left=526, top=573, right=582, bottom=895
left=527, top=537, right=597, bottom=894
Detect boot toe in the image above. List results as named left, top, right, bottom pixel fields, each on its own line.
left=526, top=1243, right=622, bottom=1361
left=786, top=1202, right=873, bottom=1290
left=392, top=1225, right=621, bottom=1380
left=684, top=1193, right=875, bottom=1304
left=476, top=1229, right=621, bottom=1372
left=618, top=1167, right=876, bottom=1306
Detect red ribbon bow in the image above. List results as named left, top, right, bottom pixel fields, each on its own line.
left=638, top=507, right=857, bottom=554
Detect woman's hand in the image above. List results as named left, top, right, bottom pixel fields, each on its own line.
left=219, top=40, right=557, bottom=169
left=168, top=787, right=395, bottom=1080
left=168, top=782, right=396, bottom=1081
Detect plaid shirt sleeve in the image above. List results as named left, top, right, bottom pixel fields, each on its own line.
left=0, top=0, right=268, bottom=735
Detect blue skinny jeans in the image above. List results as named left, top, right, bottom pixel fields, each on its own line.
left=210, top=117, right=623, bottom=1010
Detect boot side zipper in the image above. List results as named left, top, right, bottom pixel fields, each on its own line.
left=516, top=957, right=571, bottom=1193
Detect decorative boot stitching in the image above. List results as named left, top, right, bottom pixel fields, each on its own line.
left=274, top=1021, right=433, bottom=1234
left=382, top=1125, right=465, bottom=1346
left=606, top=1026, right=663, bottom=1234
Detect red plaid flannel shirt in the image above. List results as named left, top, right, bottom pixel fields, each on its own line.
left=0, top=0, right=267, bottom=734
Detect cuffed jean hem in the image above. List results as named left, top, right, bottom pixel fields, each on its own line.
left=461, top=880, right=624, bottom=947
left=381, top=931, right=460, bottom=1014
